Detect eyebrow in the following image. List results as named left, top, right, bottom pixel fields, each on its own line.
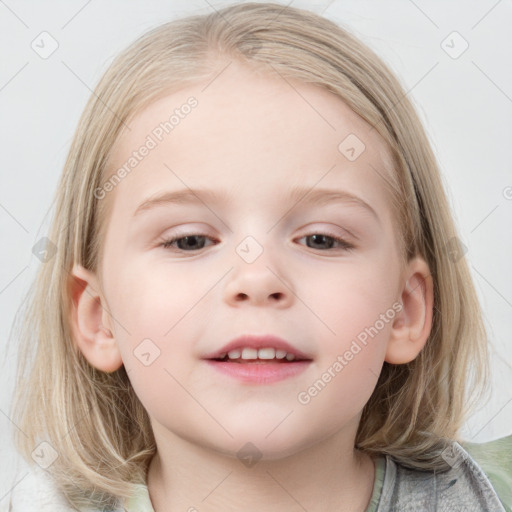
left=133, top=186, right=379, bottom=222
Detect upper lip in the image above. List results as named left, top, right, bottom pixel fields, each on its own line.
left=203, top=334, right=313, bottom=360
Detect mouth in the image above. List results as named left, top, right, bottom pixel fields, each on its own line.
left=203, top=335, right=313, bottom=384
left=203, top=334, right=313, bottom=361
left=210, top=347, right=310, bottom=363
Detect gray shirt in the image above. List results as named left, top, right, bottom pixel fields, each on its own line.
left=368, top=438, right=508, bottom=511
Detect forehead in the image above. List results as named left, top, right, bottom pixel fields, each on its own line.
left=104, top=60, right=395, bottom=219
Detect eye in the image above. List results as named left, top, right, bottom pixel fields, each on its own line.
left=160, top=234, right=216, bottom=252
left=297, top=232, right=355, bottom=251
left=159, top=231, right=355, bottom=253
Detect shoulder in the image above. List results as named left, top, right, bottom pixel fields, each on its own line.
left=2, top=464, right=124, bottom=512
left=2, top=464, right=76, bottom=512
left=376, top=437, right=511, bottom=511
left=462, top=433, right=512, bottom=512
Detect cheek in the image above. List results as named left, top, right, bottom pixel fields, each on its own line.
left=298, top=256, right=400, bottom=405
left=105, top=262, right=209, bottom=403
left=292, top=266, right=397, bottom=433
left=305, top=256, right=400, bottom=341
left=109, top=259, right=206, bottom=338
left=297, top=249, right=401, bottom=418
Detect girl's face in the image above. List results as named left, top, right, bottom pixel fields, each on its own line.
left=92, top=61, right=415, bottom=458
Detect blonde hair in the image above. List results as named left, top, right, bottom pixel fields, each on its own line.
left=11, top=2, right=490, bottom=509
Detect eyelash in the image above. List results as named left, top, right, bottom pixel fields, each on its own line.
left=159, top=231, right=355, bottom=253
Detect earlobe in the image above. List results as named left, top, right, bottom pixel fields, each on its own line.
left=69, top=263, right=123, bottom=373
left=385, top=257, right=434, bottom=364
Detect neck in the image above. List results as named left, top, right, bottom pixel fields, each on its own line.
left=146, top=427, right=376, bottom=512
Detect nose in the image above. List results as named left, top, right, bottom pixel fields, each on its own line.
left=223, top=252, right=293, bottom=308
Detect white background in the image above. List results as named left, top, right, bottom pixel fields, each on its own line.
left=1, top=0, right=511, bottom=500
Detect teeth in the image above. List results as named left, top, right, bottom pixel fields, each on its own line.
left=258, top=348, right=275, bottom=359
left=275, top=350, right=287, bottom=359
left=222, top=347, right=298, bottom=361
left=241, top=348, right=258, bottom=359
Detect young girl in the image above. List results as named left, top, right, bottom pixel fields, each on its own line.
left=6, top=2, right=511, bottom=511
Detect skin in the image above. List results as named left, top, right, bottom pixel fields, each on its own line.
left=70, top=60, right=433, bottom=511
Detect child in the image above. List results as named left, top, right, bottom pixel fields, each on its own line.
left=7, top=2, right=511, bottom=511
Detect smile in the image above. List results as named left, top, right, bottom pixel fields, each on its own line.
left=214, top=347, right=306, bottom=362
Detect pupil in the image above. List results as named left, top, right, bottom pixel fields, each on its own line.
left=180, top=235, right=204, bottom=250
left=311, top=234, right=333, bottom=249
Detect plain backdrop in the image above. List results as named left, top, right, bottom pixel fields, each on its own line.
left=1, top=0, right=511, bottom=499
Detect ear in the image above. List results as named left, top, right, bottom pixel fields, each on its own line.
left=69, top=263, right=123, bottom=372
left=385, top=256, right=434, bottom=364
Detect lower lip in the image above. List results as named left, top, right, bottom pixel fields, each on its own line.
left=204, top=360, right=311, bottom=384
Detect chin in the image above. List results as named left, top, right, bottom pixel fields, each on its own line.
left=198, top=424, right=315, bottom=463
